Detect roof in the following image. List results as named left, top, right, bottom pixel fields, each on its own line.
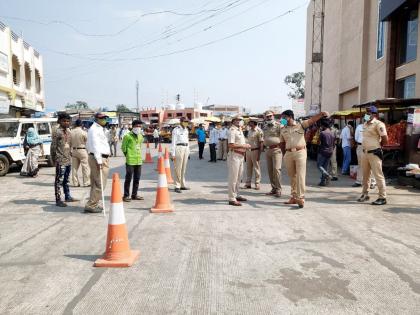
left=0, top=118, right=57, bottom=123
left=352, top=98, right=420, bottom=108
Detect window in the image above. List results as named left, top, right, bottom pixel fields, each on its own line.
left=377, top=1, right=385, bottom=59
left=396, top=75, right=416, bottom=98
left=36, top=122, right=50, bottom=135
left=398, top=8, right=418, bottom=65
left=12, top=55, right=20, bottom=85
left=20, top=123, right=34, bottom=137
left=35, top=69, right=41, bottom=93
left=167, top=113, right=172, bottom=118
left=176, top=113, right=182, bottom=117
left=24, top=63, right=32, bottom=89
left=141, top=114, right=148, bottom=118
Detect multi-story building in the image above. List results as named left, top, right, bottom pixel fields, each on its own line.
left=0, top=21, right=45, bottom=118
left=305, top=0, right=420, bottom=113
left=139, top=106, right=213, bottom=126
left=202, top=104, right=250, bottom=116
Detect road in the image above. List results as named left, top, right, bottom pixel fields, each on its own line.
left=0, top=143, right=420, bottom=314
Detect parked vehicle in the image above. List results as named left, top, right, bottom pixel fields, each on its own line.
left=0, top=118, right=57, bottom=176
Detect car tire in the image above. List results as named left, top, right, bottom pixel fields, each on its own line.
left=46, top=155, right=54, bottom=167
left=0, top=154, right=10, bottom=176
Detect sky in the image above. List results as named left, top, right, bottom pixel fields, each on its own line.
left=0, top=0, right=308, bottom=113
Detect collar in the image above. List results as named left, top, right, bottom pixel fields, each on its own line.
left=366, top=117, right=377, bottom=125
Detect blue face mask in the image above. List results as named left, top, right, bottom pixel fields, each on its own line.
left=280, top=118, right=288, bottom=126
left=364, top=114, right=371, bottom=122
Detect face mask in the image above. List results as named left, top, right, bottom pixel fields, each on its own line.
left=98, top=119, right=107, bottom=126
left=132, top=127, right=140, bottom=135
left=182, top=122, right=188, bottom=128
left=280, top=118, right=288, bottom=126
left=364, top=114, right=371, bottom=122
left=238, top=120, right=244, bottom=127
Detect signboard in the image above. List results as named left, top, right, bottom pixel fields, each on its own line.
left=0, top=96, right=10, bottom=114
left=0, top=52, right=8, bottom=73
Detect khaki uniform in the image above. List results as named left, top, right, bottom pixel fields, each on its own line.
left=280, top=120, right=311, bottom=200
left=263, top=121, right=283, bottom=192
left=361, top=118, right=387, bottom=198
left=330, top=127, right=340, bottom=177
left=171, top=126, right=190, bottom=189
left=228, top=125, right=246, bottom=201
left=245, top=127, right=263, bottom=185
left=218, top=127, right=228, bottom=160
left=71, top=127, right=90, bottom=186
left=85, top=155, right=109, bottom=209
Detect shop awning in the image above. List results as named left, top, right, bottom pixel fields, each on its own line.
left=380, top=0, right=407, bottom=21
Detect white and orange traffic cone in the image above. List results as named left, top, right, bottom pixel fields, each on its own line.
left=94, top=173, right=140, bottom=267
left=164, top=148, right=174, bottom=184
left=144, top=142, right=153, bottom=164
left=150, top=156, right=174, bottom=213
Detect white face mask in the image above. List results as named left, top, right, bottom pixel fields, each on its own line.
left=132, top=127, right=140, bottom=135
left=238, top=120, right=244, bottom=127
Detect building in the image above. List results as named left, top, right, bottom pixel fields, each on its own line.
left=202, top=104, right=250, bottom=117
left=139, top=106, right=213, bottom=126
left=305, top=0, right=420, bottom=113
left=0, top=21, right=45, bottom=118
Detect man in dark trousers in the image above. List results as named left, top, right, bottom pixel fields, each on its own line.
left=196, top=124, right=206, bottom=160
left=121, top=120, right=144, bottom=202
left=317, top=119, right=335, bottom=186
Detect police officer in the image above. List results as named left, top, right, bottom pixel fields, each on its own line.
left=71, top=119, right=90, bottom=187
left=357, top=106, right=388, bottom=205
left=262, top=110, right=283, bottom=198
left=279, top=110, right=329, bottom=208
left=244, top=118, right=264, bottom=190
left=171, top=117, right=190, bottom=193
left=227, top=115, right=250, bottom=206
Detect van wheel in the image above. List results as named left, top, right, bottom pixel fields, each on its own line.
left=0, top=154, right=10, bottom=176
left=46, top=155, right=54, bottom=167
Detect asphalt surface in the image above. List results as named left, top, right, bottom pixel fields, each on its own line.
left=0, top=142, right=420, bottom=314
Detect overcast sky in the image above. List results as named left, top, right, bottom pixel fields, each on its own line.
left=1, top=0, right=307, bottom=113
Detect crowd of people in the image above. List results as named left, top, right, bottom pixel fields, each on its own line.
left=18, top=105, right=389, bottom=211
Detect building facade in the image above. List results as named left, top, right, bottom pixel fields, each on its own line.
left=0, top=21, right=45, bottom=118
left=140, top=107, right=213, bottom=126
left=202, top=104, right=250, bottom=116
left=305, top=0, right=420, bottom=113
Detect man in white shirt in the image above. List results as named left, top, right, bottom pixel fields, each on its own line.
left=85, top=113, right=111, bottom=213
left=217, top=123, right=228, bottom=160
left=153, top=128, right=160, bottom=149
left=340, top=121, right=354, bottom=175
left=208, top=123, right=218, bottom=162
left=171, top=117, right=190, bottom=193
left=353, top=123, right=376, bottom=188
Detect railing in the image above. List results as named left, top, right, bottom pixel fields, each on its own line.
left=0, top=21, right=6, bottom=31
left=11, top=31, right=19, bottom=42
left=23, top=41, right=30, bottom=50
left=34, top=50, right=40, bottom=58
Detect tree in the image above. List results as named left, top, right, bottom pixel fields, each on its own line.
left=284, top=72, right=305, bottom=99
left=116, top=104, right=131, bottom=113
left=65, top=101, right=90, bottom=110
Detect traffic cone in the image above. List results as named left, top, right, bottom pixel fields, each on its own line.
left=144, top=142, right=153, bottom=164
left=94, top=174, right=140, bottom=267
left=150, top=156, right=174, bottom=213
left=164, top=148, right=174, bottom=184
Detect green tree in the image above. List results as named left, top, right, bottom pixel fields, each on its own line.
left=65, top=101, right=90, bottom=110
left=284, top=72, right=305, bottom=99
left=116, top=104, right=131, bottom=113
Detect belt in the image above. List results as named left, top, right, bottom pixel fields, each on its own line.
left=268, top=144, right=281, bottom=149
left=89, top=153, right=109, bottom=158
left=232, top=149, right=246, bottom=156
left=251, top=147, right=260, bottom=151
left=363, top=148, right=380, bottom=153
left=219, top=139, right=227, bottom=141
left=72, top=147, right=86, bottom=150
left=176, top=143, right=188, bottom=146
left=286, top=146, right=306, bottom=152
left=357, top=142, right=362, bottom=145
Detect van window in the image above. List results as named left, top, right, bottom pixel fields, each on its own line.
left=0, top=122, right=19, bottom=137
left=37, top=122, right=50, bottom=135
left=20, top=123, right=35, bottom=137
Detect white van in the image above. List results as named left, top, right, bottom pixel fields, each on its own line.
left=0, top=118, right=57, bottom=176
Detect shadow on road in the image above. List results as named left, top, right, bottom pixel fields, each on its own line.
left=65, top=254, right=101, bottom=262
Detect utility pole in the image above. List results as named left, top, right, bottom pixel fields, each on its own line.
left=136, top=80, right=139, bottom=113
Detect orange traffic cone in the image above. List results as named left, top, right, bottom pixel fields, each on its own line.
left=150, top=156, right=174, bottom=213
left=144, top=142, right=153, bottom=164
left=94, top=174, right=140, bottom=267
left=164, top=148, right=174, bottom=184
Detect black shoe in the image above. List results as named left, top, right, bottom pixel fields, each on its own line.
left=331, top=177, right=338, bottom=181
left=131, top=195, right=144, bottom=200
left=318, top=182, right=326, bottom=186
left=56, top=201, right=67, bottom=207
left=123, top=196, right=132, bottom=202
left=84, top=207, right=102, bottom=213
left=342, top=172, right=350, bottom=176
left=357, top=194, right=370, bottom=202
left=236, top=196, right=247, bottom=202
left=372, top=198, right=387, bottom=205
left=65, top=197, right=79, bottom=202
left=180, top=187, right=190, bottom=190
left=175, top=188, right=182, bottom=193
left=352, top=183, right=362, bottom=187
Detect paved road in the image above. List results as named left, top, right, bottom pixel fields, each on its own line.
left=0, top=143, right=420, bottom=314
